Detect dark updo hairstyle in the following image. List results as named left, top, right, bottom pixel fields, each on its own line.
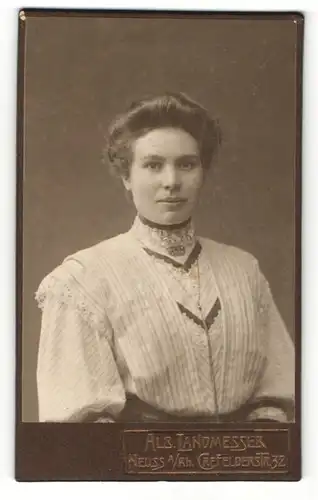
left=106, top=92, right=222, bottom=179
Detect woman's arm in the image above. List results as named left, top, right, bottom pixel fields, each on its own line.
left=36, top=265, right=126, bottom=423
left=246, top=271, right=295, bottom=423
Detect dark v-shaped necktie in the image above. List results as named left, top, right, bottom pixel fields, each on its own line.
left=143, top=242, right=221, bottom=330
left=142, top=241, right=202, bottom=271
left=177, top=297, right=221, bottom=330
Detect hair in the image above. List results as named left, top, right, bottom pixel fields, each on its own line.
left=105, top=92, right=222, bottom=179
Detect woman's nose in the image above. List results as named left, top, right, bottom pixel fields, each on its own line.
left=161, top=165, right=181, bottom=189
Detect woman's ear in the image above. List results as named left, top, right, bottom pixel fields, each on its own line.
left=122, top=176, right=131, bottom=191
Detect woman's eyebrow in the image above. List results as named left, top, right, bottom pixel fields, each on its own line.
left=142, top=154, right=164, bottom=160
left=141, top=153, right=200, bottom=161
left=176, top=154, right=200, bottom=160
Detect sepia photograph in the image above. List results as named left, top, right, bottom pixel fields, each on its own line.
left=16, top=10, right=302, bottom=480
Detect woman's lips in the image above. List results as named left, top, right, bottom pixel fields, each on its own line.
left=157, top=198, right=187, bottom=203
left=157, top=198, right=187, bottom=210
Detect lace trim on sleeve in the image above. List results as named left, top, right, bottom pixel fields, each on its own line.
left=35, top=267, right=108, bottom=334
left=251, top=259, right=272, bottom=333
left=35, top=273, right=71, bottom=311
left=258, top=278, right=271, bottom=331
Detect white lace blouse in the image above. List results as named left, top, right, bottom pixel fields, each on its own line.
left=35, top=219, right=295, bottom=423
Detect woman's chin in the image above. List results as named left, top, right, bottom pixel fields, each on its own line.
left=165, top=216, right=188, bottom=225
left=152, top=213, right=190, bottom=226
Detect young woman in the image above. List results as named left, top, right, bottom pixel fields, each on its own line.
left=36, top=92, right=295, bottom=423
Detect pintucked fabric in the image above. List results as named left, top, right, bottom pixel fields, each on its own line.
left=35, top=224, right=295, bottom=423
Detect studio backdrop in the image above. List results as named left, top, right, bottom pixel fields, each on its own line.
left=22, top=15, right=297, bottom=422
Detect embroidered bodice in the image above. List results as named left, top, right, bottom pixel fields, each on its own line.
left=35, top=221, right=295, bottom=423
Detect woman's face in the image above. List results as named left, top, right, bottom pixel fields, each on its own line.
left=123, top=127, right=204, bottom=225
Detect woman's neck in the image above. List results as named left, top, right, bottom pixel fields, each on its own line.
left=138, top=214, right=192, bottom=231
left=131, top=214, right=197, bottom=259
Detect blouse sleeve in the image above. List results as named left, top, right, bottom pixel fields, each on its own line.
left=247, top=269, right=295, bottom=422
left=35, top=261, right=126, bottom=422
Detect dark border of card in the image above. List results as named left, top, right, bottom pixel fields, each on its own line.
left=15, top=8, right=303, bottom=482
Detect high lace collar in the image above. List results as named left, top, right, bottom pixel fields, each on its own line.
left=130, top=215, right=197, bottom=258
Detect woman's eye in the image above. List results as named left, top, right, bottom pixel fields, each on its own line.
left=178, top=161, right=197, bottom=170
left=144, top=162, right=162, bottom=171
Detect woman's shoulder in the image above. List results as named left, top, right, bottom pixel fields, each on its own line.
left=64, top=233, right=128, bottom=267
left=200, top=237, right=260, bottom=273
left=35, top=233, right=129, bottom=310
left=200, top=237, right=267, bottom=298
